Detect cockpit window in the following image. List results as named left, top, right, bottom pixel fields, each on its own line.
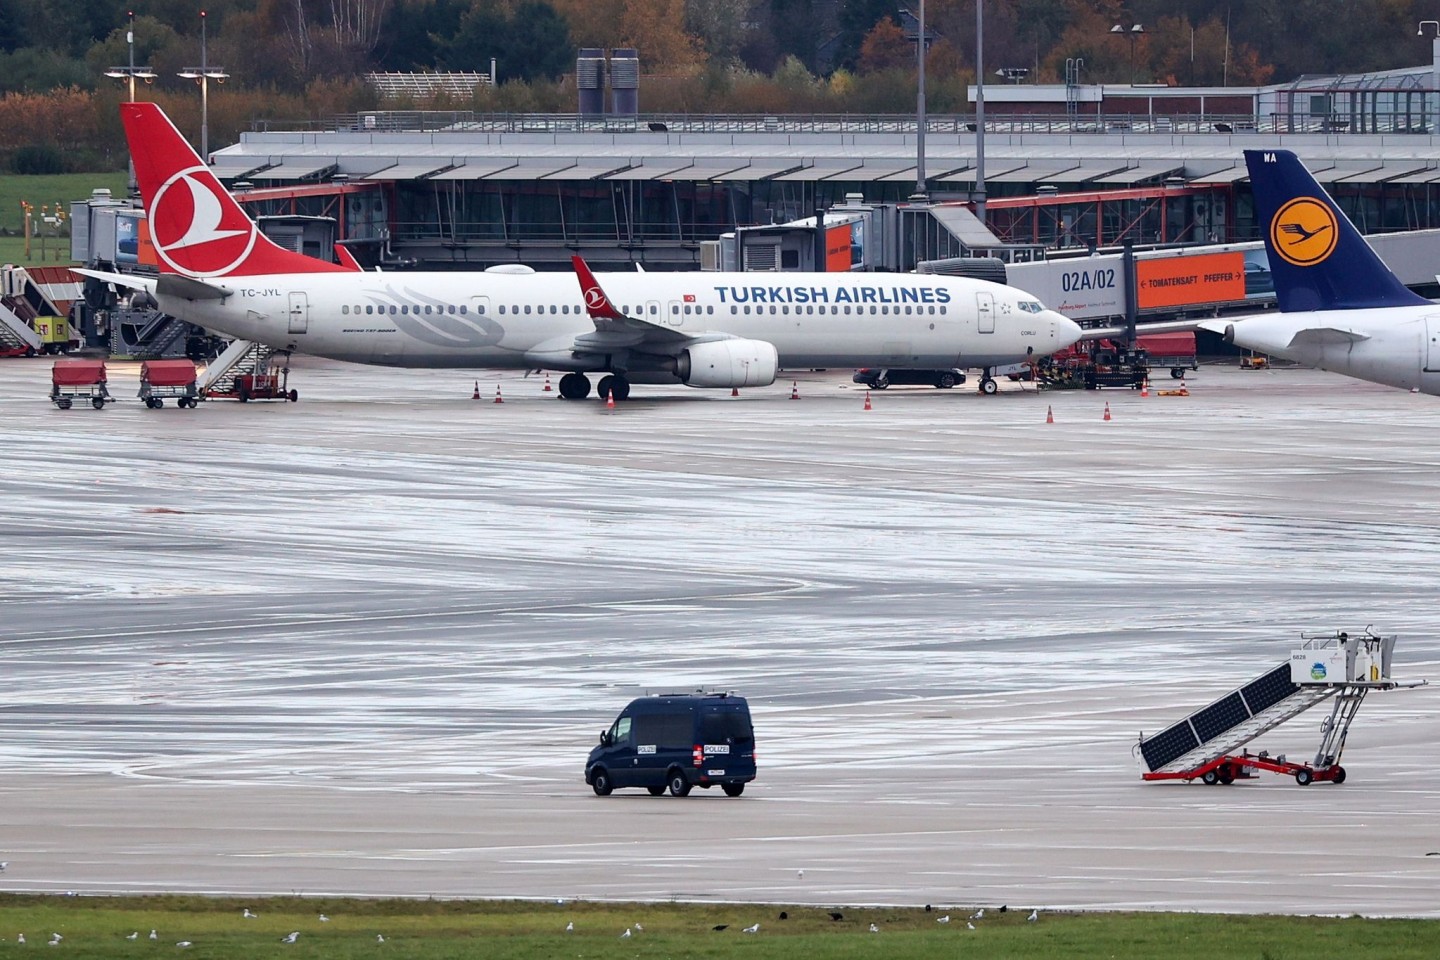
left=1017, top=300, right=1045, bottom=313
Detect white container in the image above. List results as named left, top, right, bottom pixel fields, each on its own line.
left=1291, top=647, right=1347, bottom=684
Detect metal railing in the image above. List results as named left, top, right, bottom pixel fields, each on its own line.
left=254, top=110, right=1440, bottom=137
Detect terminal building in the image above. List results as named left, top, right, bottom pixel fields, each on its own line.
left=56, top=52, right=1440, bottom=357
left=173, top=50, right=1440, bottom=274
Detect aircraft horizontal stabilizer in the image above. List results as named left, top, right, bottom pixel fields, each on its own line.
left=74, top=268, right=158, bottom=294
left=156, top=274, right=234, bottom=301
left=1080, top=318, right=1200, bottom=341
left=1287, top=327, right=1371, bottom=348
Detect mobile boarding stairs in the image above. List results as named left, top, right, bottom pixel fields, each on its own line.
left=1137, top=631, right=1426, bottom=786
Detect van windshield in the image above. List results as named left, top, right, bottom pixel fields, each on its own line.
left=610, top=716, right=632, bottom=744
left=699, top=707, right=753, bottom=744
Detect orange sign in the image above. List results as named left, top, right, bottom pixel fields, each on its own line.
left=138, top=218, right=157, bottom=266
left=1136, top=252, right=1245, bottom=309
left=825, top=224, right=852, bottom=272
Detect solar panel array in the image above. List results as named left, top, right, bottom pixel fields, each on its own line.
left=365, top=72, right=493, bottom=101
left=1139, top=663, right=1301, bottom=771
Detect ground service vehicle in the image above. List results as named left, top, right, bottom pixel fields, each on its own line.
left=586, top=693, right=756, bottom=798
left=852, top=368, right=967, bottom=390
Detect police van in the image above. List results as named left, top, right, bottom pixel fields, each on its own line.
left=585, top=692, right=756, bottom=798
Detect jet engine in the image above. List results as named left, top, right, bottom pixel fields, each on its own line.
left=1222, top=323, right=1235, bottom=344
left=675, top=339, right=778, bottom=388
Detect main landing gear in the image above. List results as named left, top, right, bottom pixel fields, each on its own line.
left=558, top=373, right=591, bottom=400
left=597, top=374, right=631, bottom=402
left=557, top=372, right=630, bottom=401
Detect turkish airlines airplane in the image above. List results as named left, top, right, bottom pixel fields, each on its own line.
left=1201, top=149, right=1440, bottom=395
left=82, top=103, right=1084, bottom=400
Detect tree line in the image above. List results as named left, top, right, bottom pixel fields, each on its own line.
left=2, top=0, right=1437, bottom=171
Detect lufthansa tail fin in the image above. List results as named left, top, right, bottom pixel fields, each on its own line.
left=1244, top=149, right=1427, bottom=312
left=122, top=102, right=349, bottom=278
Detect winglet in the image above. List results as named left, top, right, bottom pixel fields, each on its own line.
left=334, top=243, right=362, bottom=271
left=1244, top=149, right=1428, bottom=312
left=571, top=255, right=626, bottom=320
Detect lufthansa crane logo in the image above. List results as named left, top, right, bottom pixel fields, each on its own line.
left=1269, top=197, right=1338, bottom=267
left=149, top=165, right=258, bottom=277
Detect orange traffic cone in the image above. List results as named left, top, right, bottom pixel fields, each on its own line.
left=1046, top=404, right=1054, bottom=424
left=1179, top=377, right=1189, bottom=397
left=606, top=389, right=616, bottom=410
left=1141, top=376, right=1150, bottom=398
left=472, top=380, right=480, bottom=400
left=493, top=385, right=504, bottom=404
left=731, top=386, right=739, bottom=397
left=1103, top=401, right=1111, bottom=422
left=790, top=380, right=800, bottom=400
left=863, top=390, right=872, bottom=411
left=543, top=373, right=552, bottom=392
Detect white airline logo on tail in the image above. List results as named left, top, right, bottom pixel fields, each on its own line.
left=151, top=166, right=258, bottom=277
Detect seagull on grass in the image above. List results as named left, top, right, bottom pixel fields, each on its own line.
left=936, top=915, right=950, bottom=924
left=149, top=931, right=158, bottom=940
left=634, top=923, right=643, bottom=933
left=243, top=909, right=257, bottom=919
left=1027, top=909, right=1039, bottom=922
left=967, top=922, right=975, bottom=930
left=126, top=933, right=138, bottom=941
left=281, top=932, right=299, bottom=944
left=318, top=915, right=329, bottom=923
left=176, top=942, right=192, bottom=949
left=869, top=923, right=879, bottom=933
left=15, top=935, right=23, bottom=945
left=376, top=934, right=385, bottom=943
left=742, top=923, right=760, bottom=934
left=970, top=908, right=984, bottom=920
left=564, top=922, right=573, bottom=933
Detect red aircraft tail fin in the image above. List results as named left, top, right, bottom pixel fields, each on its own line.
left=122, top=102, right=349, bottom=278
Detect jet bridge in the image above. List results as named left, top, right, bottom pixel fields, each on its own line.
left=1137, top=630, right=1425, bottom=786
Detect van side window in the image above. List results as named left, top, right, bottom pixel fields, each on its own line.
left=633, top=712, right=691, bottom=748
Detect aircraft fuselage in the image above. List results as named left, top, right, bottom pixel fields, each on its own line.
left=162, top=270, right=1080, bottom=375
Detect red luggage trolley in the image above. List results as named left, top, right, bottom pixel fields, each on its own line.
left=139, top=359, right=200, bottom=409
left=51, top=359, right=110, bottom=409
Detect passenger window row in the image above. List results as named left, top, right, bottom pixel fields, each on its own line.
left=342, top=304, right=469, bottom=316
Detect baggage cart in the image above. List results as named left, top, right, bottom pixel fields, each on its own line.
left=51, top=359, right=110, bottom=409
left=139, top=359, right=200, bottom=409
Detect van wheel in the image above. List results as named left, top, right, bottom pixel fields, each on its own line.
left=591, top=769, right=613, bottom=796
left=667, top=769, right=692, bottom=797
left=646, top=786, right=664, bottom=796
left=722, top=783, right=745, bottom=797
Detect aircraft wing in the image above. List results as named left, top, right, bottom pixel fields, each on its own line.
left=570, top=255, right=694, bottom=351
